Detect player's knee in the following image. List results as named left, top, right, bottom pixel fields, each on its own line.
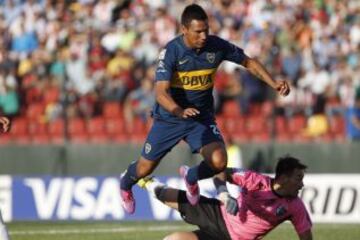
left=210, top=149, right=227, bottom=172
left=212, top=159, right=227, bottom=172
left=208, top=158, right=227, bottom=173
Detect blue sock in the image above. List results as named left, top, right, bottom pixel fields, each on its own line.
left=120, top=161, right=138, bottom=191
left=186, top=161, right=217, bottom=185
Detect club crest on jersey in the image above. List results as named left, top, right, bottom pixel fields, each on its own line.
left=206, top=52, right=215, bottom=63
left=276, top=205, right=287, bottom=217
left=145, top=143, right=152, bottom=154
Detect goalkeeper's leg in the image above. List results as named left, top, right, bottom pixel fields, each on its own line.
left=137, top=177, right=181, bottom=210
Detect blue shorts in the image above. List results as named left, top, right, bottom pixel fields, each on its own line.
left=141, top=118, right=224, bottom=161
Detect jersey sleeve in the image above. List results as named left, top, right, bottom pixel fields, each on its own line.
left=290, top=199, right=312, bottom=235
left=217, top=37, right=247, bottom=64
left=230, top=169, right=259, bottom=189
left=155, top=43, right=176, bottom=82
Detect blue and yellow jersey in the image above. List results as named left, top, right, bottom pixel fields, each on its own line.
left=153, top=35, right=247, bottom=121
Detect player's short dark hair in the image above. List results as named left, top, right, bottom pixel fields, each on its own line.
left=275, top=155, right=307, bottom=179
left=181, top=4, right=208, bottom=27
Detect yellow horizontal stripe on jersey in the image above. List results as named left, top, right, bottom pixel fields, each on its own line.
left=171, top=68, right=217, bottom=90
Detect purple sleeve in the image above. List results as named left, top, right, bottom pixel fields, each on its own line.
left=290, top=199, right=312, bottom=234
left=230, top=169, right=259, bottom=189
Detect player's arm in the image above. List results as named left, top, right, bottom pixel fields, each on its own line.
left=241, top=57, right=290, bottom=97
left=213, top=173, right=239, bottom=216
left=224, top=168, right=247, bottom=184
left=291, top=199, right=313, bottom=240
left=155, top=81, right=200, bottom=119
left=212, top=168, right=251, bottom=215
left=298, top=229, right=313, bottom=240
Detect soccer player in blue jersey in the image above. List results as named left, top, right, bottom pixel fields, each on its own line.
left=120, top=3, right=290, bottom=214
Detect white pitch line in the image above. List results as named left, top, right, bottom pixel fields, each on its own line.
left=10, top=225, right=194, bottom=235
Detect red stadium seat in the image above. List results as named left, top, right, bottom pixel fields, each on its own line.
left=70, top=133, right=89, bottom=144
left=292, top=134, right=310, bottom=143
left=44, top=87, right=60, bottom=104
left=328, top=115, right=346, bottom=142
left=245, top=115, right=267, bottom=135
left=105, top=117, right=125, bottom=136
left=9, top=118, right=30, bottom=143
left=89, top=133, right=109, bottom=143
left=26, top=103, right=45, bottom=120
left=287, top=115, right=306, bottom=134
left=103, top=102, right=123, bottom=119
left=9, top=118, right=28, bottom=136
left=112, top=133, right=128, bottom=143
left=275, top=116, right=287, bottom=135
left=48, top=119, right=64, bottom=135
left=328, top=115, right=345, bottom=136
left=224, top=116, right=246, bottom=134
left=261, top=101, right=274, bottom=117
left=251, top=131, right=270, bottom=142
left=12, top=134, right=31, bottom=144
left=126, top=117, right=147, bottom=143
left=275, top=132, right=292, bottom=143
left=231, top=131, right=250, bottom=143
left=68, top=118, right=86, bottom=135
left=28, top=121, right=48, bottom=135
left=88, top=117, right=108, bottom=143
left=48, top=119, right=65, bottom=144
left=106, top=117, right=128, bottom=143
left=28, top=121, right=49, bottom=144
left=0, top=134, right=11, bottom=144
left=128, top=118, right=147, bottom=135
left=130, top=132, right=147, bottom=143
left=249, top=103, right=262, bottom=115
left=32, top=134, right=50, bottom=144
left=222, top=100, right=241, bottom=118
left=87, top=117, right=106, bottom=134
left=68, top=118, right=89, bottom=143
left=319, top=132, right=334, bottom=142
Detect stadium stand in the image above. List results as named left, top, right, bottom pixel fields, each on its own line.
left=0, top=0, right=359, bottom=144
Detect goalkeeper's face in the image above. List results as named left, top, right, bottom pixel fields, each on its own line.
left=282, top=168, right=305, bottom=198
left=182, top=19, right=209, bottom=49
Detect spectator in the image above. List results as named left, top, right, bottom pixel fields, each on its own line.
left=237, top=67, right=267, bottom=115
left=0, top=68, right=19, bottom=117
left=0, top=0, right=358, bottom=144
left=123, top=67, right=155, bottom=131
left=281, top=46, right=302, bottom=84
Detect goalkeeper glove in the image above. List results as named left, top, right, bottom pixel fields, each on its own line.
left=219, top=192, right=239, bottom=216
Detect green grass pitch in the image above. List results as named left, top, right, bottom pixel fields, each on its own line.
left=8, top=221, right=360, bottom=240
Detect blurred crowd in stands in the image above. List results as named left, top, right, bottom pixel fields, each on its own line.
left=0, top=0, right=360, bottom=144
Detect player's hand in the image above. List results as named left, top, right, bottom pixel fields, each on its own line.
left=219, top=192, right=239, bottom=216
left=177, top=108, right=200, bottom=119
left=0, top=117, right=10, bottom=133
left=275, top=81, right=290, bottom=97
